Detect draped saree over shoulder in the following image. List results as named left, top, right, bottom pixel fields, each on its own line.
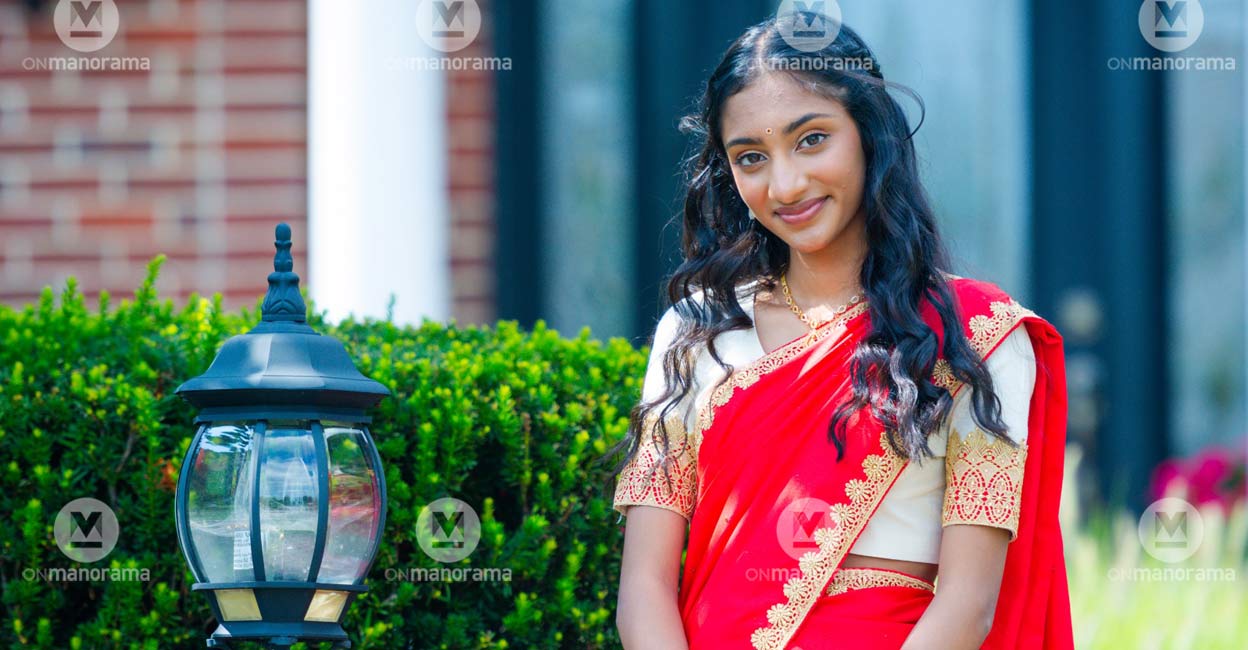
left=677, top=279, right=1073, bottom=649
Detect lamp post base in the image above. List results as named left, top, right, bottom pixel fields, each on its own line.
left=191, top=582, right=367, bottom=649
left=205, top=621, right=353, bottom=648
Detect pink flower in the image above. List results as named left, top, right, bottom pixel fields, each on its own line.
left=1149, top=440, right=1247, bottom=513
left=1150, top=458, right=1187, bottom=500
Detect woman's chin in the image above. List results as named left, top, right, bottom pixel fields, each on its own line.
left=780, top=226, right=838, bottom=255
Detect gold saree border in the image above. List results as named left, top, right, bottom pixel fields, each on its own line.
left=825, top=567, right=936, bottom=597
left=942, top=425, right=1028, bottom=540
left=688, top=300, right=871, bottom=459
left=748, top=428, right=908, bottom=650
left=932, top=299, right=1037, bottom=397
left=611, top=410, right=698, bottom=519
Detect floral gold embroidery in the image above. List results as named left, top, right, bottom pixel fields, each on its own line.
left=689, top=300, right=870, bottom=459
left=749, top=430, right=907, bottom=650
left=942, top=426, right=1027, bottom=539
left=968, top=300, right=1036, bottom=359
left=931, top=359, right=956, bottom=391
left=825, top=567, right=935, bottom=597
left=612, top=410, right=698, bottom=520
left=930, top=299, right=1036, bottom=397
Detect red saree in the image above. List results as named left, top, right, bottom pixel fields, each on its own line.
left=677, top=278, right=1073, bottom=649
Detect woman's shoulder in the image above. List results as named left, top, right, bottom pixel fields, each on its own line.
left=943, top=274, right=1012, bottom=306
left=933, top=274, right=1040, bottom=359
left=653, top=279, right=762, bottom=332
left=647, top=279, right=763, bottom=374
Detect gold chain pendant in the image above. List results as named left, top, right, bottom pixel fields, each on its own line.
left=780, top=272, right=864, bottom=341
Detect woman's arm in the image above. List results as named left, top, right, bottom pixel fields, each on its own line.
left=616, top=505, right=690, bottom=649
left=904, top=327, right=1035, bottom=648
left=900, top=523, right=1009, bottom=649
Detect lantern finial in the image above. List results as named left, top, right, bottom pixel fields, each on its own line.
left=261, top=222, right=307, bottom=322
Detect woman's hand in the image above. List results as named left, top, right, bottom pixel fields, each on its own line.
left=900, top=524, right=1011, bottom=650
left=616, top=505, right=691, bottom=650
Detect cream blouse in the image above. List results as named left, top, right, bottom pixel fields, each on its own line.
left=613, top=282, right=1035, bottom=564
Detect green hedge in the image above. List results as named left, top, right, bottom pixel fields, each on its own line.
left=0, top=258, right=642, bottom=649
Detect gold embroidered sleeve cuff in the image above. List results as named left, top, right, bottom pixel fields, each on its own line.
left=941, top=426, right=1027, bottom=541
left=612, top=412, right=698, bottom=520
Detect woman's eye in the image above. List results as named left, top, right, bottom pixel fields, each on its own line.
left=736, top=152, right=764, bottom=167
left=799, top=132, right=827, bottom=148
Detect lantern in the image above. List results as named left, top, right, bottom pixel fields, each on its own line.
left=174, top=224, right=389, bottom=648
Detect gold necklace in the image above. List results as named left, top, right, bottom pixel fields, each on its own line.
left=780, top=271, right=864, bottom=332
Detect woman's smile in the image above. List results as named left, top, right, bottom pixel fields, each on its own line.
left=774, top=195, right=828, bottom=225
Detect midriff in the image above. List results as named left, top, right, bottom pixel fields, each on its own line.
left=843, top=552, right=938, bottom=585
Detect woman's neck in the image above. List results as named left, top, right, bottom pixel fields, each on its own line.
left=785, top=214, right=868, bottom=311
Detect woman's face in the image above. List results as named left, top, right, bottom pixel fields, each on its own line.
left=721, top=73, right=867, bottom=257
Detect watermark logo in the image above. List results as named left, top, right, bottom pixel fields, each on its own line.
left=1105, top=497, right=1237, bottom=582
left=54, top=497, right=118, bottom=563
left=19, top=498, right=148, bottom=582
left=776, top=496, right=838, bottom=561
left=389, top=0, right=510, bottom=72
left=54, top=0, right=120, bottom=53
left=415, top=497, right=481, bottom=563
left=1108, top=0, right=1231, bottom=71
left=416, top=0, right=482, bottom=54
left=1139, top=0, right=1204, bottom=53
left=1138, top=497, right=1204, bottom=563
left=24, top=0, right=148, bottom=72
left=775, top=0, right=843, bottom=53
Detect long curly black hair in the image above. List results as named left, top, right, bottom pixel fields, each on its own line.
left=607, top=13, right=1012, bottom=497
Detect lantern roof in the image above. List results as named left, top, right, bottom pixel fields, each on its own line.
left=175, top=223, right=390, bottom=410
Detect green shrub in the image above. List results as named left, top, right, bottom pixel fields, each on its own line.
left=0, top=257, right=642, bottom=649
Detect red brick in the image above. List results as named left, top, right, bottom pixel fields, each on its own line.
left=449, top=222, right=493, bottom=261
left=447, top=116, right=493, bottom=150
left=451, top=296, right=495, bottom=326
left=450, top=189, right=492, bottom=226
left=449, top=151, right=493, bottom=187
left=224, top=186, right=307, bottom=215
left=451, top=261, right=493, bottom=299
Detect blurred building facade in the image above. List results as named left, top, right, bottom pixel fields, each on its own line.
left=0, top=0, right=495, bottom=324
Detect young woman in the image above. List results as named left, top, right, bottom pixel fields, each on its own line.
left=610, top=13, right=1073, bottom=650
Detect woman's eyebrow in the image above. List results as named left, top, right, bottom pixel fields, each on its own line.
left=725, top=112, right=833, bottom=149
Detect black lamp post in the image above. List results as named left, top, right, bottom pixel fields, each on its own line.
left=174, top=224, right=389, bottom=648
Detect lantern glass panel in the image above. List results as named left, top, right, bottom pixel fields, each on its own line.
left=320, top=422, right=383, bottom=583
left=187, top=423, right=258, bottom=583
left=259, top=420, right=319, bottom=581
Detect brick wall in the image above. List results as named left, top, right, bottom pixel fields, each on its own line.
left=445, top=0, right=496, bottom=325
left=0, top=0, right=497, bottom=325
left=0, top=0, right=309, bottom=310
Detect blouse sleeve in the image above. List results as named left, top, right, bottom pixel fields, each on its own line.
left=941, top=326, right=1035, bottom=541
left=612, top=306, right=698, bottom=521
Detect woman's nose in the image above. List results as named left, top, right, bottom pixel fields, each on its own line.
left=768, top=156, right=810, bottom=206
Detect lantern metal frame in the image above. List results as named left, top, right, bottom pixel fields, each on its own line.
left=175, top=224, right=390, bottom=649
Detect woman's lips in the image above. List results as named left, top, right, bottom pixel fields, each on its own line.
left=774, top=196, right=828, bottom=225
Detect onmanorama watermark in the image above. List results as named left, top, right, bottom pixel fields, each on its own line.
left=33, top=0, right=152, bottom=71
left=385, top=56, right=512, bottom=72
left=1107, top=566, right=1238, bottom=582
left=1110, top=1, right=1236, bottom=71
left=1107, top=56, right=1236, bottom=71
left=745, top=566, right=802, bottom=583
left=385, top=566, right=512, bottom=582
left=22, top=56, right=150, bottom=72
left=23, top=566, right=150, bottom=582
left=754, top=56, right=876, bottom=74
